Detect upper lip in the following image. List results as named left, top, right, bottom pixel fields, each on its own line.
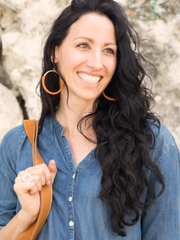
left=77, top=71, right=103, bottom=78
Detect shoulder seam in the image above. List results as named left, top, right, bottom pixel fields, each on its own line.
left=156, top=141, right=177, bottom=165
left=18, top=124, right=27, bottom=147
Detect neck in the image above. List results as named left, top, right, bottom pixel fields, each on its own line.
left=56, top=94, right=95, bottom=137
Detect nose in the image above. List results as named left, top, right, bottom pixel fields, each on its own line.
left=86, top=50, right=103, bottom=70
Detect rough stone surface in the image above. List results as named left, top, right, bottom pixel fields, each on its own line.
left=122, top=0, right=180, bottom=147
left=0, top=83, right=23, bottom=140
left=0, top=0, right=180, bottom=147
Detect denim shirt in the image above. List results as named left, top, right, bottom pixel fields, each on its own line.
left=0, top=114, right=180, bottom=240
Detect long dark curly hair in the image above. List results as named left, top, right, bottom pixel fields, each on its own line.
left=38, top=0, right=165, bottom=236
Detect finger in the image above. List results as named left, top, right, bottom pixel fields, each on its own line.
left=48, top=160, right=57, bottom=184
left=18, top=164, right=51, bottom=185
left=14, top=181, right=39, bottom=195
left=15, top=175, right=42, bottom=192
left=33, top=174, right=43, bottom=191
left=30, top=168, right=46, bottom=186
left=15, top=176, right=25, bottom=183
left=18, top=171, right=26, bottom=177
left=17, top=170, right=45, bottom=186
left=28, top=181, right=40, bottom=195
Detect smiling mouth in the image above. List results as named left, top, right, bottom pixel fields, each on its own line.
left=77, top=73, right=102, bottom=84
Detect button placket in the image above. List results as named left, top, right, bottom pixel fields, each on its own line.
left=68, top=172, right=76, bottom=239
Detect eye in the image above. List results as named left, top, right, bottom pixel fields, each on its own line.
left=76, top=43, right=89, bottom=49
left=105, top=48, right=115, bottom=55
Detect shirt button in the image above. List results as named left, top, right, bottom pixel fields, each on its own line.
left=69, top=196, right=72, bottom=202
left=72, top=174, right=75, bottom=179
left=69, top=221, right=74, bottom=227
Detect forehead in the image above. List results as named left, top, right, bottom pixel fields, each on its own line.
left=65, top=12, right=116, bottom=43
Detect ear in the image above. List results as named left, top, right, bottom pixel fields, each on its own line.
left=53, top=46, right=60, bottom=64
left=50, top=46, right=60, bottom=64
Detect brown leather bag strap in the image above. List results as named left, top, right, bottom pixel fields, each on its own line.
left=17, top=120, right=52, bottom=240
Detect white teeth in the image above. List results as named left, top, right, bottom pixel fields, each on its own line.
left=77, top=73, right=101, bottom=84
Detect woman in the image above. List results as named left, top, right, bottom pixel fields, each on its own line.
left=0, top=0, right=179, bottom=239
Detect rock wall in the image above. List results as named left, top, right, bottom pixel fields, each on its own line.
left=122, top=0, right=180, bottom=147
left=0, top=0, right=180, bottom=147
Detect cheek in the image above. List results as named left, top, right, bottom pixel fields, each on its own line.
left=107, top=59, right=117, bottom=77
left=69, top=51, right=87, bottom=66
left=62, top=52, right=85, bottom=73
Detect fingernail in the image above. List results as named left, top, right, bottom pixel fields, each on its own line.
left=47, top=180, right=51, bottom=185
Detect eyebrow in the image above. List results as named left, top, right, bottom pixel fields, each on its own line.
left=73, top=36, right=116, bottom=46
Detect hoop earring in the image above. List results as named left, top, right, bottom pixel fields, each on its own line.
left=42, top=69, right=64, bottom=95
left=102, top=91, right=116, bottom=101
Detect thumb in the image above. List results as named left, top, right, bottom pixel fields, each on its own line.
left=48, top=159, right=57, bottom=184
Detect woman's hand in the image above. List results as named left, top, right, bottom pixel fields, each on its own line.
left=13, top=160, right=57, bottom=225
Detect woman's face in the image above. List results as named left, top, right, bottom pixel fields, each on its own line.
left=54, top=12, right=117, bottom=103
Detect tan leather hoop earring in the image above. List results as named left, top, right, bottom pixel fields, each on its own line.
left=42, top=70, right=64, bottom=95
left=102, top=91, right=116, bottom=101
